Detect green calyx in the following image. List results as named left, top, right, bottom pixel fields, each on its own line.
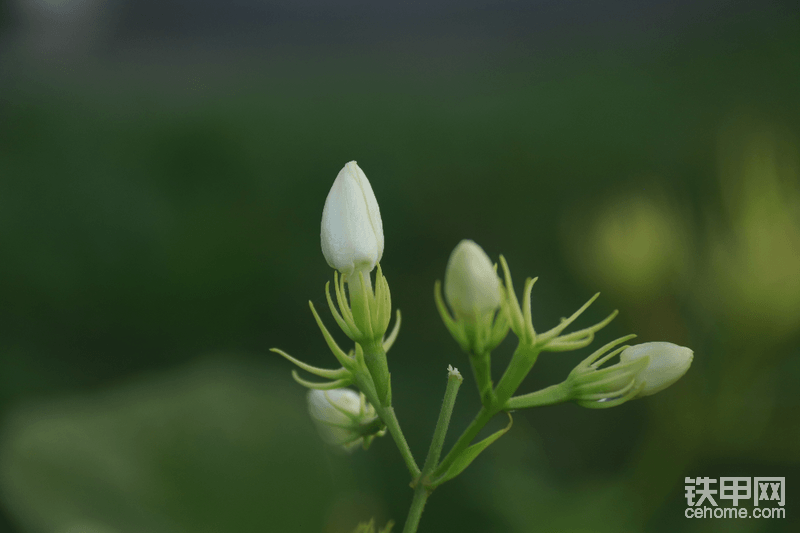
left=435, top=280, right=508, bottom=406
left=272, top=266, right=400, bottom=409
left=435, top=280, right=510, bottom=355
left=504, top=335, right=648, bottom=410
left=336, top=265, right=394, bottom=345
left=435, top=252, right=628, bottom=412
left=499, top=255, right=618, bottom=353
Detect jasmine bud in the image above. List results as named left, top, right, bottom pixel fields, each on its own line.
left=620, top=342, right=694, bottom=397
left=321, top=161, right=384, bottom=277
left=444, top=240, right=501, bottom=321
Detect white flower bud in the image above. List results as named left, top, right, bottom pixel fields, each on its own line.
left=620, top=342, right=694, bottom=397
left=444, top=240, right=501, bottom=321
left=307, top=388, right=378, bottom=451
left=321, top=161, right=384, bottom=276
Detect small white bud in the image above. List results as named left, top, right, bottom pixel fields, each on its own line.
left=620, top=342, right=694, bottom=397
left=444, top=240, right=501, bottom=321
left=321, top=161, right=384, bottom=276
left=307, top=388, right=377, bottom=451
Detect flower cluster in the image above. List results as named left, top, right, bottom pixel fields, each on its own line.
left=272, top=160, right=695, bottom=533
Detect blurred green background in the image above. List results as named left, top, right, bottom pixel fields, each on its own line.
left=1, top=1, right=799, bottom=532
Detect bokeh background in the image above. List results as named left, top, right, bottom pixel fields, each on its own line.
left=1, top=1, right=799, bottom=532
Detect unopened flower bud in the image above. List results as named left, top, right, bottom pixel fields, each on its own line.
left=444, top=240, right=501, bottom=321
left=321, top=161, right=384, bottom=277
left=307, top=388, right=383, bottom=451
left=620, top=342, right=693, bottom=397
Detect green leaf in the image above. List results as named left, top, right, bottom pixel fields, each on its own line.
left=430, top=412, right=513, bottom=487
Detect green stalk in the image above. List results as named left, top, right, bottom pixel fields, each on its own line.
left=376, top=404, right=420, bottom=478
left=403, top=370, right=463, bottom=533
left=433, top=343, right=539, bottom=479
left=363, top=342, right=392, bottom=407
left=493, top=343, right=541, bottom=406
left=504, top=381, right=571, bottom=410
left=468, top=350, right=496, bottom=406
left=354, top=370, right=418, bottom=478
left=402, top=485, right=429, bottom=533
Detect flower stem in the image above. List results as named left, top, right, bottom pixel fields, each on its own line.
left=468, top=350, right=496, bottom=406
left=376, top=404, right=420, bottom=478
left=402, top=484, right=429, bottom=533
left=504, top=381, right=571, bottom=410
left=403, top=370, right=463, bottom=533
left=423, top=370, right=463, bottom=474
left=431, top=343, right=539, bottom=480
left=493, top=343, right=540, bottom=405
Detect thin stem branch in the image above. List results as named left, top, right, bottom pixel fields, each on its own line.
left=422, top=371, right=462, bottom=474
left=504, top=381, right=570, bottom=410
left=403, top=369, right=463, bottom=533
left=468, top=350, right=496, bottom=406
left=494, top=343, right=541, bottom=406
left=376, top=404, right=420, bottom=478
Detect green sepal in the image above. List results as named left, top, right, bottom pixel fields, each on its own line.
left=541, top=334, right=595, bottom=352
left=270, top=348, right=351, bottom=380
left=486, top=302, right=510, bottom=352
left=499, top=256, right=528, bottom=344
left=577, top=376, right=637, bottom=400
left=521, top=276, right=538, bottom=344
left=547, top=310, right=618, bottom=345
left=572, top=357, right=646, bottom=387
left=434, top=280, right=469, bottom=352
left=579, top=334, right=637, bottom=369
left=334, top=270, right=363, bottom=340
left=308, top=301, right=356, bottom=370
left=325, top=280, right=354, bottom=338
left=361, top=425, right=387, bottom=450
left=429, top=412, right=513, bottom=488
left=372, top=264, right=393, bottom=337
left=355, top=270, right=375, bottom=340
left=564, top=334, right=651, bottom=408
left=382, top=310, right=402, bottom=352
left=291, top=370, right=352, bottom=390
left=536, top=293, right=600, bottom=345
left=576, top=381, right=646, bottom=409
